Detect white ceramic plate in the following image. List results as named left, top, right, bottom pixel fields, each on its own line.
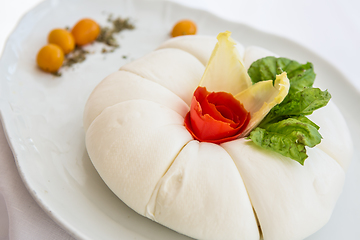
left=0, top=0, right=359, bottom=239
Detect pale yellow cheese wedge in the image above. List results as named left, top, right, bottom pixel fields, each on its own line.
left=86, top=100, right=192, bottom=215
left=146, top=141, right=259, bottom=240
left=83, top=70, right=189, bottom=131
left=236, top=72, right=290, bottom=137
left=199, top=31, right=252, bottom=95
left=120, top=48, right=204, bottom=106
left=222, top=139, right=345, bottom=240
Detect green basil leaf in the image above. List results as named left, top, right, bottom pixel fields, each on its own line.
left=248, top=56, right=316, bottom=94
left=247, top=57, right=278, bottom=83
left=249, top=128, right=308, bottom=165
left=292, top=116, right=320, bottom=130
left=260, top=88, right=331, bottom=126
left=247, top=56, right=331, bottom=164
left=249, top=118, right=322, bottom=165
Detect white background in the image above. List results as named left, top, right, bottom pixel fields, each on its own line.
left=0, top=0, right=359, bottom=239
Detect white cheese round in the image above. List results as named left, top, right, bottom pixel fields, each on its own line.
left=84, top=35, right=353, bottom=240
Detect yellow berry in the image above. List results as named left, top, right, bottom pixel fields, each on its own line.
left=71, top=18, right=100, bottom=46
left=171, top=20, right=197, bottom=37
left=36, top=44, right=64, bottom=73
left=48, top=28, right=75, bottom=54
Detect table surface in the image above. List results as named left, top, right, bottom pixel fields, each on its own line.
left=0, top=0, right=359, bottom=239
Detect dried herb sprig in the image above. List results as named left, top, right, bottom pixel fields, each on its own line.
left=96, top=16, right=135, bottom=49
left=51, top=46, right=90, bottom=76
left=52, top=71, right=62, bottom=77
left=101, top=48, right=116, bottom=53
left=63, top=46, right=90, bottom=67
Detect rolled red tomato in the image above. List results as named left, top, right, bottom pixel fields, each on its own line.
left=184, top=86, right=250, bottom=144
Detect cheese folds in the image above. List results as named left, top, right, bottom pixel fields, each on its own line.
left=84, top=35, right=352, bottom=240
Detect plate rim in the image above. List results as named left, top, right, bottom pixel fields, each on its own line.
left=0, top=0, right=359, bottom=239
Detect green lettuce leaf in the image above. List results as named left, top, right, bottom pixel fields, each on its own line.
left=259, top=88, right=331, bottom=126
left=248, top=56, right=316, bottom=94
left=292, top=116, right=320, bottom=130
left=247, top=56, right=330, bottom=164
left=249, top=118, right=322, bottom=165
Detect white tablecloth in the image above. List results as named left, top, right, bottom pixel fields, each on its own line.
left=0, top=0, right=359, bottom=239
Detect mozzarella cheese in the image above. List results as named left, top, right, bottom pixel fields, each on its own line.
left=84, top=35, right=353, bottom=240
